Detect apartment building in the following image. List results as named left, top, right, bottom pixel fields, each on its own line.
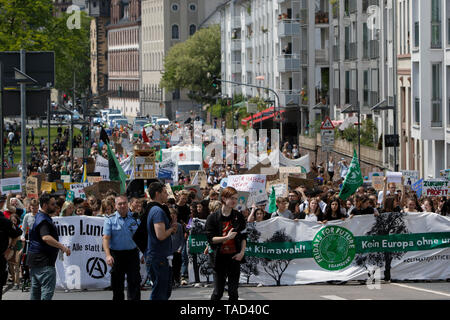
left=140, top=0, right=224, bottom=121
left=410, top=0, right=450, bottom=178
left=106, top=0, right=141, bottom=118
left=220, top=0, right=334, bottom=143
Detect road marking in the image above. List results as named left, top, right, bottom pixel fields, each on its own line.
left=391, top=283, right=450, bottom=298
left=321, top=295, right=347, bottom=300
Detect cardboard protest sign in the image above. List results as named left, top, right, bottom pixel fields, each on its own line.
left=368, top=172, right=384, bottom=181
left=423, top=180, right=449, bottom=197
left=166, top=183, right=176, bottom=199
left=266, top=177, right=289, bottom=197
left=235, top=191, right=250, bottom=211
left=247, top=189, right=269, bottom=206
left=190, top=171, right=208, bottom=188
left=26, top=176, right=39, bottom=198
left=83, top=181, right=121, bottom=199
left=41, top=181, right=53, bottom=193
left=61, top=175, right=71, bottom=183
left=287, top=176, right=316, bottom=190
left=372, top=176, right=385, bottom=191
left=87, top=176, right=103, bottom=183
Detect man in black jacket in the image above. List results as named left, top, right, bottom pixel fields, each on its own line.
left=205, top=186, right=247, bottom=301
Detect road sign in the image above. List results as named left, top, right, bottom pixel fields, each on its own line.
left=321, top=129, right=335, bottom=152
left=320, top=116, right=335, bottom=130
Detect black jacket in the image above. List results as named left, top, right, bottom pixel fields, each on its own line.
left=205, top=208, right=247, bottom=264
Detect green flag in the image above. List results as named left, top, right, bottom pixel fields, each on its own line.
left=106, top=142, right=127, bottom=194
left=268, top=186, right=277, bottom=214
left=338, top=149, right=363, bottom=201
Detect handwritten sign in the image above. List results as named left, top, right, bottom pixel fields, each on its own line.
left=227, top=174, right=266, bottom=193
left=402, top=170, right=419, bottom=185
left=94, top=155, right=110, bottom=180
left=70, top=183, right=92, bottom=199
left=26, top=176, right=39, bottom=198
left=423, top=180, right=449, bottom=197
left=372, top=176, right=385, bottom=191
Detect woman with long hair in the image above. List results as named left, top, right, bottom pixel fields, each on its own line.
left=322, top=197, right=346, bottom=223
left=299, top=198, right=323, bottom=222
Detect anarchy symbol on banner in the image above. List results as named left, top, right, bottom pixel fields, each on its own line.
left=86, top=257, right=107, bottom=279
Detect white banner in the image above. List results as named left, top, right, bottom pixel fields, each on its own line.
left=94, top=155, right=110, bottom=180
left=0, top=177, right=22, bottom=194
left=188, top=212, right=450, bottom=285
left=54, top=216, right=147, bottom=290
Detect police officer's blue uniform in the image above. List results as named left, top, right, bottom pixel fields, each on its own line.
left=103, top=211, right=141, bottom=300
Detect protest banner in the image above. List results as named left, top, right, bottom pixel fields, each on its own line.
left=54, top=216, right=147, bottom=290
left=94, top=155, right=110, bottom=180
left=227, top=174, right=267, bottom=193
left=0, top=177, right=22, bottom=194
left=26, top=176, right=39, bottom=198
left=266, top=178, right=289, bottom=197
left=440, top=169, right=450, bottom=181
left=188, top=212, right=450, bottom=285
left=423, top=180, right=449, bottom=197
left=368, top=172, right=384, bottom=180
left=287, top=176, right=316, bottom=190
left=87, top=176, right=103, bottom=183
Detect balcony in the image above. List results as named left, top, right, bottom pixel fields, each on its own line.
left=279, top=90, right=300, bottom=107
left=369, top=40, right=379, bottom=59
left=231, top=61, right=242, bottom=74
left=431, top=100, right=442, bottom=127
left=333, top=45, right=340, bottom=61
left=315, top=11, right=329, bottom=25
left=315, top=49, right=329, bottom=64
left=231, top=39, right=241, bottom=51
left=278, top=20, right=301, bottom=37
left=278, top=55, right=301, bottom=72
left=349, top=42, right=357, bottom=60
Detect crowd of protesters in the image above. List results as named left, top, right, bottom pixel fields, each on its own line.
left=1, top=116, right=449, bottom=300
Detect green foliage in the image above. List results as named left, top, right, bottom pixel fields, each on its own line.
left=335, top=118, right=377, bottom=148
left=0, top=0, right=92, bottom=97
left=160, top=24, right=221, bottom=104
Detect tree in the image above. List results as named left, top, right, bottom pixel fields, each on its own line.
left=0, top=0, right=91, bottom=100
left=240, top=222, right=261, bottom=284
left=260, top=229, right=294, bottom=286
left=160, top=24, right=221, bottom=104
left=354, top=212, right=409, bottom=281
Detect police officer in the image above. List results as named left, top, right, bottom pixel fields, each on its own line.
left=0, top=200, right=22, bottom=300
left=102, top=195, right=141, bottom=300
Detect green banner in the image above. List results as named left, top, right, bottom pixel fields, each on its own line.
left=189, top=232, right=450, bottom=260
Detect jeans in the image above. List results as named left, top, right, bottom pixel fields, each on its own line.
left=148, top=257, right=172, bottom=300
left=180, top=240, right=188, bottom=277
left=30, top=266, right=56, bottom=300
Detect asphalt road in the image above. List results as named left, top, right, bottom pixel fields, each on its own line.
left=3, top=280, right=450, bottom=301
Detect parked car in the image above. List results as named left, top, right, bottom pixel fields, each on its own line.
left=155, top=118, right=170, bottom=128
left=113, top=118, right=129, bottom=128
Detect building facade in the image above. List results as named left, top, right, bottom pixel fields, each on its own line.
left=410, top=0, right=450, bottom=178
left=140, top=0, right=225, bottom=121
left=107, top=0, right=141, bottom=118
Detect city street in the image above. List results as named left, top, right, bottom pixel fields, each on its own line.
left=3, top=280, right=450, bottom=300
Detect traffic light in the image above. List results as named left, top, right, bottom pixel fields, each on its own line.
left=211, top=76, right=220, bottom=89
left=63, top=93, right=68, bottom=103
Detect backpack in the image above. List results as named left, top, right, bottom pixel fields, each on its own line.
left=133, top=202, right=171, bottom=253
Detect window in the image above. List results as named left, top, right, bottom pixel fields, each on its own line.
left=172, top=24, right=179, bottom=39
left=171, top=3, right=179, bottom=12
left=189, top=24, right=196, bottom=36
left=173, top=88, right=180, bottom=100
left=431, top=0, right=441, bottom=48
left=189, top=3, right=197, bottom=12
left=414, top=21, right=419, bottom=47
left=431, top=63, right=442, bottom=127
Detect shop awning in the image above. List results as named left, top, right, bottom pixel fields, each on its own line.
left=241, top=106, right=285, bottom=126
